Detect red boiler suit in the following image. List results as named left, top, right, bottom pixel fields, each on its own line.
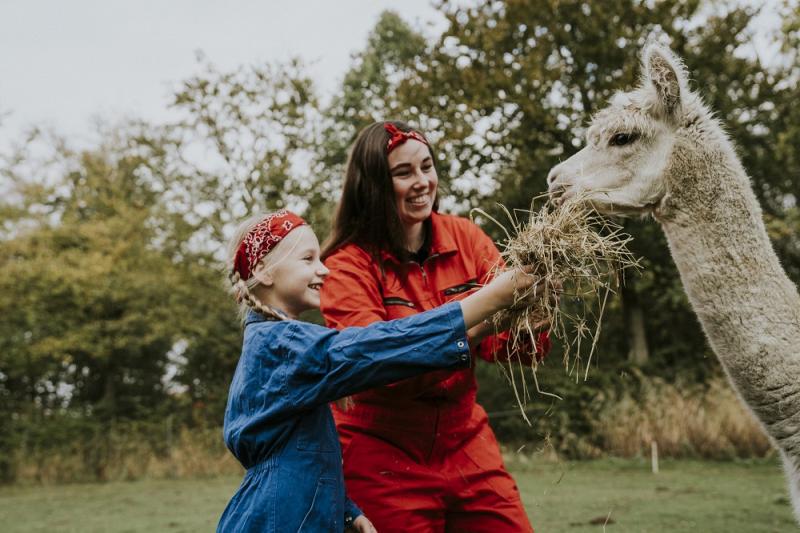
left=321, top=212, right=550, bottom=533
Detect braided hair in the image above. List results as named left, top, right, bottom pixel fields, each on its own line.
left=226, top=213, right=287, bottom=322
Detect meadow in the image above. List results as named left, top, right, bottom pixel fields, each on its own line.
left=1, top=458, right=794, bottom=532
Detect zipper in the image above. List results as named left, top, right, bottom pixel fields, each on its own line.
left=416, top=252, right=440, bottom=289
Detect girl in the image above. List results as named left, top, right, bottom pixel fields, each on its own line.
left=217, top=209, right=545, bottom=532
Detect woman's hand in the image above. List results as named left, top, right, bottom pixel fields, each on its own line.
left=349, top=514, right=377, bottom=533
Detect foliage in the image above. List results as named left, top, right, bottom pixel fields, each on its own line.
left=1, top=0, right=798, bottom=482
left=394, top=0, right=800, bottom=369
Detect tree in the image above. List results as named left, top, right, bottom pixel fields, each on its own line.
left=314, top=11, right=430, bottom=231
left=392, top=0, right=799, bottom=371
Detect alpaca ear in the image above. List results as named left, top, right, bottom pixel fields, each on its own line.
left=643, top=44, right=683, bottom=119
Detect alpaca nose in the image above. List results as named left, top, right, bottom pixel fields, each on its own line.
left=546, top=167, right=561, bottom=189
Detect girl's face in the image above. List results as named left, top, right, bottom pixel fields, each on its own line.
left=254, top=226, right=329, bottom=318
left=388, top=139, right=438, bottom=231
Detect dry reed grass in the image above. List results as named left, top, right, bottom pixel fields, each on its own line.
left=596, top=376, right=773, bottom=459
left=9, top=377, right=773, bottom=484
left=475, top=194, right=639, bottom=421
left=13, top=426, right=242, bottom=484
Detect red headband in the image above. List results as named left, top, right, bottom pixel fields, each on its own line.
left=233, top=210, right=307, bottom=280
left=385, top=123, right=429, bottom=154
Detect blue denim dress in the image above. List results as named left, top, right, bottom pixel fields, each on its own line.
left=217, top=301, right=470, bottom=532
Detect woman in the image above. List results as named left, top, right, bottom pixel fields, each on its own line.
left=320, top=121, right=551, bottom=532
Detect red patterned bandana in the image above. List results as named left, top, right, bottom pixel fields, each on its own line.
left=385, top=123, right=429, bottom=154
left=233, top=210, right=307, bottom=280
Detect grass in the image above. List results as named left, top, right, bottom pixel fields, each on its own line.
left=0, top=459, right=794, bottom=532
left=510, top=457, right=795, bottom=532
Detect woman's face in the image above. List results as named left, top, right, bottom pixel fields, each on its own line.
left=388, top=139, right=438, bottom=230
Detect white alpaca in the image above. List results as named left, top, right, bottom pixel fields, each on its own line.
left=547, top=42, right=800, bottom=522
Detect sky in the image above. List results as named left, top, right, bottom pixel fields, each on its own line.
left=0, top=0, right=447, bottom=150
left=0, top=1, right=784, bottom=153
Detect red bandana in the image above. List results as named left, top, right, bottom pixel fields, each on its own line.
left=385, top=123, right=429, bottom=154
left=233, top=210, right=307, bottom=280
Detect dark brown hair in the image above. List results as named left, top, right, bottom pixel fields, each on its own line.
left=322, top=121, right=439, bottom=262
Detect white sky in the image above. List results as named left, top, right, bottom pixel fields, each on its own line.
left=0, top=0, right=446, bottom=150
left=0, top=1, right=784, bottom=153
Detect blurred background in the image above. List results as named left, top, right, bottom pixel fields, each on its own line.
left=1, top=0, right=798, bottom=530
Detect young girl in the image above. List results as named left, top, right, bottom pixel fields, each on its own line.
left=217, top=209, right=544, bottom=533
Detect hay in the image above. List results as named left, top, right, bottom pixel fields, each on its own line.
left=474, top=193, right=640, bottom=422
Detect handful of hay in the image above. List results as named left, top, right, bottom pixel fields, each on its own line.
left=475, top=194, right=639, bottom=420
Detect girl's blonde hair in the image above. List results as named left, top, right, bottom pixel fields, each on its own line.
left=229, top=213, right=353, bottom=410
left=226, top=213, right=287, bottom=322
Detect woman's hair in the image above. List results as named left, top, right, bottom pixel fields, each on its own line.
left=321, top=121, right=439, bottom=262
left=226, top=213, right=287, bottom=322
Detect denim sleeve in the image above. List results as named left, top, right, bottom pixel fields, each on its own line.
left=343, top=496, right=362, bottom=528
left=281, top=301, right=470, bottom=409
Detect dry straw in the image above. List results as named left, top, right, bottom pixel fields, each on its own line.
left=474, top=193, right=640, bottom=422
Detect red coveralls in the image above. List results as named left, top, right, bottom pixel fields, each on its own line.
left=321, top=212, right=550, bottom=533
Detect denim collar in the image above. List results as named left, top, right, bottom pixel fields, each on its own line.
left=244, top=307, right=288, bottom=327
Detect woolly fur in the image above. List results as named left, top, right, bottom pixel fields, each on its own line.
left=548, top=42, right=800, bottom=522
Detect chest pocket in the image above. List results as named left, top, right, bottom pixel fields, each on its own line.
left=442, top=279, right=481, bottom=299
left=296, top=407, right=338, bottom=453
left=382, top=293, right=419, bottom=321
left=383, top=296, right=416, bottom=308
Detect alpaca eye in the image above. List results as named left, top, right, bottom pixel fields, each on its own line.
left=610, top=133, right=638, bottom=147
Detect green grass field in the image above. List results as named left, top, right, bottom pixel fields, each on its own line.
left=0, top=459, right=795, bottom=532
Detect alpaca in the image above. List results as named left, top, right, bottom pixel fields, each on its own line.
left=547, top=42, right=800, bottom=521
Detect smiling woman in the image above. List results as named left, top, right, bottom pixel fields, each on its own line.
left=320, top=120, right=553, bottom=532
left=387, top=126, right=439, bottom=252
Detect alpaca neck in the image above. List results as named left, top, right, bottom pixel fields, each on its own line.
left=657, top=139, right=800, bottom=389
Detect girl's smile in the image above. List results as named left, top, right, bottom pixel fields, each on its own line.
left=254, top=226, right=329, bottom=318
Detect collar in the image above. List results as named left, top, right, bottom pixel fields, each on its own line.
left=380, top=212, right=459, bottom=264
left=244, top=307, right=288, bottom=327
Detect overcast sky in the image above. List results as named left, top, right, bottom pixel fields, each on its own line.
left=0, top=1, right=783, bottom=153
left=0, top=0, right=446, bottom=150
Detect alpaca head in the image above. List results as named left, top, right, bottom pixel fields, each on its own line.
left=547, top=43, right=692, bottom=216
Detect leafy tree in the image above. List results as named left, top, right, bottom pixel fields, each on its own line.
left=391, top=0, right=799, bottom=372
left=314, top=11, right=430, bottom=231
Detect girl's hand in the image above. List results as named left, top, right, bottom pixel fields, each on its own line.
left=460, top=266, right=548, bottom=330
left=509, top=276, right=562, bottom=312
left=487, top=267, right=546, bottom=309
left=350, top=515, right=377, bottom=533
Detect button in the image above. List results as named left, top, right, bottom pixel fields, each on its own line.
left=460, top=353, right=469, bottom=362
left=457, top=340, right=465, bottom=348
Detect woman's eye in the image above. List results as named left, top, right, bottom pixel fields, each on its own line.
left=609, top=133, right=638, bottom=147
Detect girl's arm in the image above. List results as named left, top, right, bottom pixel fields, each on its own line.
left=280, top=266, right=539, bottom=410
left=279, top=301, right=471, bottom=410
left=344, top=496, right=363, bottom=531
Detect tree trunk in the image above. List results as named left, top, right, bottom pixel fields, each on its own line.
left=622, top=277, right=650, bottom=365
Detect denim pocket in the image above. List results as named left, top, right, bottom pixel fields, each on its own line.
left=296, top=476, right=337, bottom=532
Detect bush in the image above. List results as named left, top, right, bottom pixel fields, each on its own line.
left=477, top=363, right=771, bottom=460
